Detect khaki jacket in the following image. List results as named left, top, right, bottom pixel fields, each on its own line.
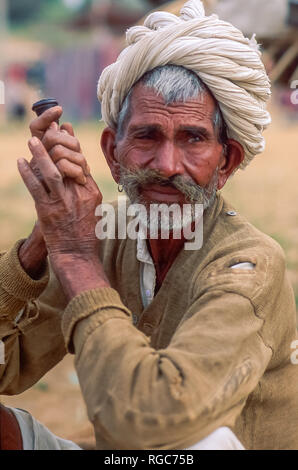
left=0, top=194, right=297, bottom=449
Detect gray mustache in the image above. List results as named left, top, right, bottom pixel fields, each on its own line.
left=119, top=167, right=207, bottom=204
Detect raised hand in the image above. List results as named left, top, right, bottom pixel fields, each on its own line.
left=19, top=137, right=102, bottom=258
left=18, top=137, right=109, bottom=298
left=18, top=107, right=92, bottom=279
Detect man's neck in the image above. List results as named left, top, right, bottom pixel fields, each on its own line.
left=147, top=230, right=188, bottom=292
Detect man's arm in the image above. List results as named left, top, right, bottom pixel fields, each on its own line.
left=18, top=223, right=48, bottom=280
left=61, top=285, right=271, bottom=450
left=0, top=110, right=93, bottom=392
left=0, top=105, right=91, bottom=317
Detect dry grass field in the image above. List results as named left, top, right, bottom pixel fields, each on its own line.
left=0, top=101, right=297, bottom=447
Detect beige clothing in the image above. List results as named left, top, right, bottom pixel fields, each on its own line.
left=0, top=194, right=297, bottom=450
left=137, top=232, right=255, bottom=311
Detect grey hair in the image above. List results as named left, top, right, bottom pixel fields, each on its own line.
left=116, top=65, right=228, bottom=146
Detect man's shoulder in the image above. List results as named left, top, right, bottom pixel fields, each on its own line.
left=193, top=194, right=289, bottom=305
left=209, top=194, right=286, bottom=268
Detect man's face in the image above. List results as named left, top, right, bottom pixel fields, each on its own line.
left=114, top=83, right=226, bottom=209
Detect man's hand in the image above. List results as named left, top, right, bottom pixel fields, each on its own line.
left=30, top=106, right=90, bottom=186
left=18, top=137, right=110, bottom=300
left=19, top=106, right=91, bottom=280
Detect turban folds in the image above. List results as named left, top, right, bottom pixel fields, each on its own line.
left=97, top=0, right=271, bottom=169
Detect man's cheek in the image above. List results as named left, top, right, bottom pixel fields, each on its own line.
left=122, top=148, right=154, bottom=169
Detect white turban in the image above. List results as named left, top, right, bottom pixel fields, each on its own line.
left=97, top=0, right=271, bottom=169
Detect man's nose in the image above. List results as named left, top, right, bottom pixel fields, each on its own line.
left=150, top=141, right=184, bottom=178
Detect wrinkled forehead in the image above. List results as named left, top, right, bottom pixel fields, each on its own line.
left=128, top=82, right=217, bottom=124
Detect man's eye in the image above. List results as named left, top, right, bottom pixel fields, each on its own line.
left=136, top=134, right=155, bottom=140
left=188, top=135, right=202, bottom=143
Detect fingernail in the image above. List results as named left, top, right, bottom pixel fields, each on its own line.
left=30, top=137, right=40, bottom=147
left=49, top=122, right=58, bottom=130
left=86, top=165, right=91, bottom=174
left=80, top=176, right=87, bottom=185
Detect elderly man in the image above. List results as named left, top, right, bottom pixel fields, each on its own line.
left=0, top=0, right=297, bottom=450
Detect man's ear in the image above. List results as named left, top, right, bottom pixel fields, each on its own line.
left=217, top=139, right=245, bottom=190
left=100, top=127, right=121, bottom=183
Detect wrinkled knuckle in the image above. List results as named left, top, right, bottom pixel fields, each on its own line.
left=75, top=166, right=84, bottom=177
left=56, top=160, right=66, bottom=172
left=51, top=144, right=64, bottom=159
left=76, top=153, right=85, bottom=165
left=55, top=143, right=64, bottom=155
left=48, top=171, right=63, bottom=183
left=74, top=139, right=81, bottom=151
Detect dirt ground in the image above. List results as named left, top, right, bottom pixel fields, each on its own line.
left=0, top=100, right=297, bottom=448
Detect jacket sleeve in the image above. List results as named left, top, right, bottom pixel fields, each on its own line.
left=61, top=261, right=276, bottom=450
left=0, top=241, right=67, bottom=394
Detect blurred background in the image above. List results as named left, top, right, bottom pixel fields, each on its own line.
left=0, top=0, right=297, bottom=449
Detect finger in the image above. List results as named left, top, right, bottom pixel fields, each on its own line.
left=49, top=121, right=59, bottom=131
left=17, top=158, right=47, bottom=200
left=48, top=146, right=90, bottom=176
left=29, top=156, right=51, bottom=192
left=30, top=106, right=63, bottom=139
left=42, top=129, right=81, bottom=153
left=60, top=122, right=75, bottom=137
left=28, top=137, right=64, bottom=195
left=56, top=159, right=87, bottom=185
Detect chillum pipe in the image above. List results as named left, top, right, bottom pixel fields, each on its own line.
left=32, top=98, right=60, bottom=124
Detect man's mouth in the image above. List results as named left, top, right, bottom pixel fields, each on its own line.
left=141, top=183, right=184, bottom=202
left=143, top=184, right=181, bottom=195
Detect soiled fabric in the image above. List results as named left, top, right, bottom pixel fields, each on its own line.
left=97, top=0, right=271, bottom=169
left=0, top=194, right=297, bottom=450
left=137, top=232, right=255, bottom=309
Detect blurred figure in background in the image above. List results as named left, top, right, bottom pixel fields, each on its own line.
left=5, top=64, right=28, bottom=121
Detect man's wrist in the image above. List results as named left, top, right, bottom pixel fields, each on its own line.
left=18, top=226, right=48, bottom=280
left=50, top=253, right=110, bottom=302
